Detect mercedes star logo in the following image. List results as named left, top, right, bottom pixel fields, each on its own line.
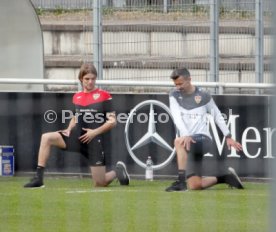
left=124, top=100, right=178, bottom=170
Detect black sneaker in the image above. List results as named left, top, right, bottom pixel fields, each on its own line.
left=165, top=180, right=187, bottom=192
left=115, top=161, right=130, bottom=186
left=226, top=167, right=244, bottom=189
left=24, top=176, right=45, bottom=188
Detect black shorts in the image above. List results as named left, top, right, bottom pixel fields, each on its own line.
left=186, top=134, right=212, bottom=179
left=59, top=128, right=105, bottom=166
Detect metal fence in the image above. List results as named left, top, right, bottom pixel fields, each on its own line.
left=32, top=0, right=272, bottom=94
left=31, top=0, right=272, bottom=11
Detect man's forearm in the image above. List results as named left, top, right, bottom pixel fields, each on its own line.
left=67, top=116, right=76, bottom=130
left=92, top=113, right=116, bottom=136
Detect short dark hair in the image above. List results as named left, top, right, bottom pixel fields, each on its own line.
left=170, top=68, right=190, bottom=80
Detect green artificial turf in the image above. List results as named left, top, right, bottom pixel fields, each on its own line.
left=0, top=177, right=270, bottom=232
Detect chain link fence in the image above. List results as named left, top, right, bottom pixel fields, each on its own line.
left=34, top=0, right=272, bottom=93
left=218, top=0, right=272, bottom=93
left=101, top=3, right=210, bottom=85
left=31, top=0, right=272, bottom=11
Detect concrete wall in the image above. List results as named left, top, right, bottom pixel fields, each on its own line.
left=0, top=0, right=44, bottom=91
left=43, top=30, right=272, bottom=58
left=42, top=23, right=272, bottom=87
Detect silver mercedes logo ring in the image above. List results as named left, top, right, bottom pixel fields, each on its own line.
left=124, top=100, right=178, bottom=170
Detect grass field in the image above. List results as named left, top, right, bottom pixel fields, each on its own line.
left=0, top=177, right=270, bottom=232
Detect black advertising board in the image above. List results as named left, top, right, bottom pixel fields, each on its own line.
left=0, top=92, right=271, bottom=177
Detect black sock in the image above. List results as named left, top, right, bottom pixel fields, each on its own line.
left=178, top=170, right=186, bottom=182
left=217, top=175, right=228, bottom=184
left=36, top=166, right=45, bottom=180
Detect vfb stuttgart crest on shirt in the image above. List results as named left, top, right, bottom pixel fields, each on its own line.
left=194, top=95, right=202, bottom=104
left=93, top=93, right=100, bottom=100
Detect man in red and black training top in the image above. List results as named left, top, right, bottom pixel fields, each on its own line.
left=24, top=63, right=129, bottom=188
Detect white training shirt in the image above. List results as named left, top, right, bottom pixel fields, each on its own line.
left=169, top=87, right=230, bottom=139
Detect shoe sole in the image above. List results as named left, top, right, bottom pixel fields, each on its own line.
left=116, top=161, right=130, bottom=185
left=165, top=188, right=187, bottom=192
left=24, top=185, right=45, bottom=189
left=228, top=167, right=244, bottom=189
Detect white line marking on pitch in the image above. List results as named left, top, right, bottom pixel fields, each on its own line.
left=65, top=189, right=270, bottom=197
left=66, top=189, right=113, bottom=194
left=66, top=189, right=153, bottom=194
left=66, top=189, right=167, bottom=194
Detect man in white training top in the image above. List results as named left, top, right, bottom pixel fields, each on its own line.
left=165, top=68, right=244, bottom=192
